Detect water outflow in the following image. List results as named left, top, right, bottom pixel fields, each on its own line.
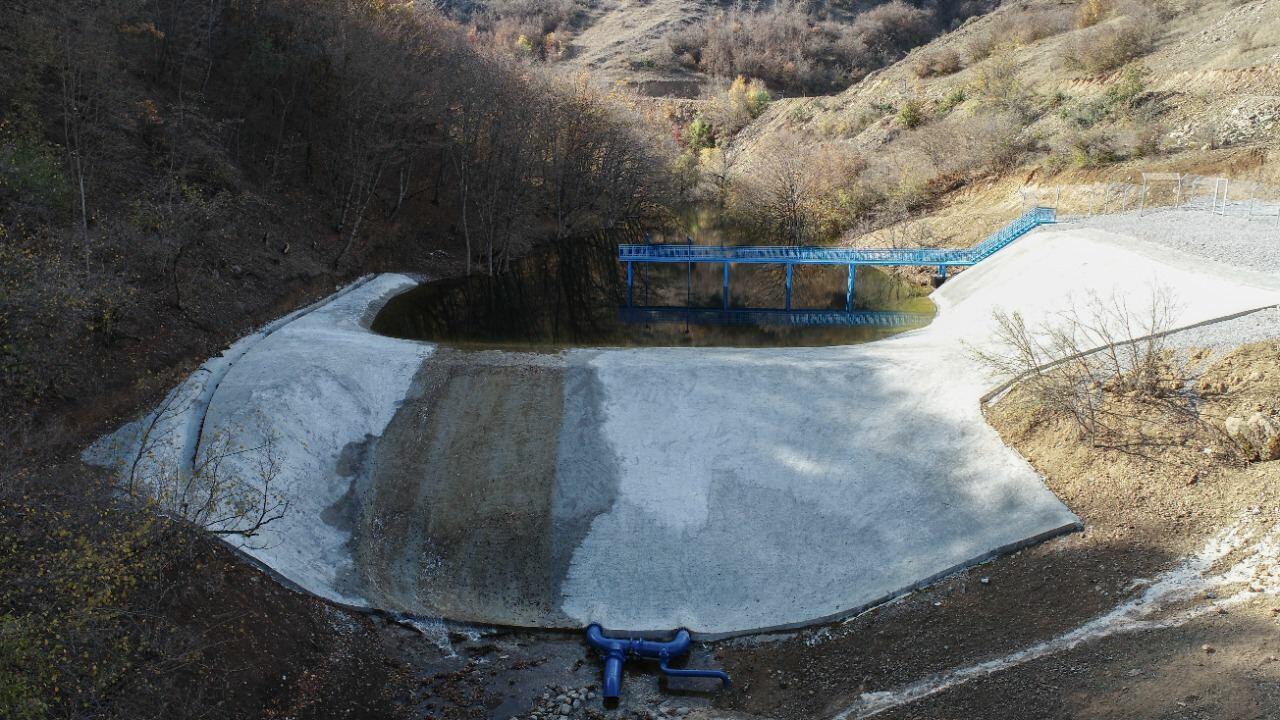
left=585, top=624, right=731, bottom=700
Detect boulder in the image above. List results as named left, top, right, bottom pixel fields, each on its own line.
left=1224, top=413, right=1280, bottom=461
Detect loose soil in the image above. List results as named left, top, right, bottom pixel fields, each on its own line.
left=705, top=340, right=1280, bottom=720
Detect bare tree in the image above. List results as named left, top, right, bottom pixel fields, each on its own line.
left=128, top=412, right=289, bottom=543
left=50, top=1, right=122, bottom=269
left=744, top=133, right=817, bottom=245
left=972, top=285, right=1189, bottom=444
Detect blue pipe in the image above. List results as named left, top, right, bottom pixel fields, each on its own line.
left=585, top=624, right=730, bottom=701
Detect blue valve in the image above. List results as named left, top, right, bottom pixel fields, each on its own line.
left=585, top=624, right=730, bottom=701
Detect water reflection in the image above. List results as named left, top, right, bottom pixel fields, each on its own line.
left=372, top=231, right=935, bottom=349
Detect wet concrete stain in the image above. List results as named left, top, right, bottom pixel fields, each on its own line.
left=323, top=434, right=376, bottom=534
left=323, top=434, right=378, bottom=599
left=552, top=351, right=622, bottom=613
left=348, top=346, right=617, bottom=627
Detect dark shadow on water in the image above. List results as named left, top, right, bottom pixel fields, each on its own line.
left=372, top=230, right=936, bottom=349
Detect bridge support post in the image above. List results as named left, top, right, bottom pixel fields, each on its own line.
left=723, top=262, right=730, bottom=310
left=936, top=264, right=946, bottom=280
left=846, top=264, right=855, bottom=313
left=626, top=262, right=633, bottom=307
left=785, top=263, right=793, bottom=310
left=687, top=262, right=692, bottom=305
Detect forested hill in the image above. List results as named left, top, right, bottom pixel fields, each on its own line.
left=3, top=3, right=677, bottom=714
left=1, top=0, right=674, bottom=426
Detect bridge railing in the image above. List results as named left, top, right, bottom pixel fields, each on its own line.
left=617, top=206, right=1056, bottom=267
left=619, top=307, right=934, bottom=328
left=965, top=206, right=1056, bottom=263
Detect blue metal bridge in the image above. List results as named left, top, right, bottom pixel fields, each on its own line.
left=618, top=206, right=1056, bottom=314
left=619, top=307, right=933, bottom=328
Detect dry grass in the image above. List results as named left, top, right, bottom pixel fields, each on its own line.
left=913, top=47, right=963, bottom=78
left=1077, top=0, right=1112, bottom=28
left=1062, top=15, right=1157, bottom=75
left=966, top=3, right=1075, bottom=61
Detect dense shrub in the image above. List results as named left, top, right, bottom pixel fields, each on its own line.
left=1077, top=0, right=1112, bottom=28
left=897, top=99, right=926, bottom=128
left=733, top=134, right=869, bottom=244
left=965, top=4, right=1074, bottom=61
left=672, top=0, right=995, bottom=94
left=1058, top=65, right=1151, bottom=128
left=970, top=55, right=1042, bottom=121
left=1063, top=16, right=1157, bottom=75
left=908, top=112, right=1035, bottom=178
left=937, top=86, right=967, bottom=115
left=1060, top=128, right=1121, bottom=167
left=700, top=76, right=772, bottom=141
left=685, top=116, right=713, bottom=150
left=446, top=0, right=586, bottom=59
left=913, top=48, right=963, bottom=78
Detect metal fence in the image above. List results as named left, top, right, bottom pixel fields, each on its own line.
left=1018, top=173, right=1280, bottom=223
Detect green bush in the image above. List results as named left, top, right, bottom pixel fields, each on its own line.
left=1064, top=129, right=1119, bottom=167
left=1059, top=65, right=1149, bottom=128
left=701, top=76, right=771, bottom=140
left=685, top=116, right=713, bottom=151
left=897, top=99, right=926, bottom=129
left=937, top=87, right=967, bottom=115
left=745, top=85, right=771, bottom=118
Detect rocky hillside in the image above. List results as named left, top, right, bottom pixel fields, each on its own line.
left=445, top=0, right=998, bottom=95
left=702, top=0, right=1280, bottom=252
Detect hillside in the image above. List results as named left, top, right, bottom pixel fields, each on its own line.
left=713, top=0, right=1279, bottom=252
left=444, top=0, right=1000, bottom=95
left=3, top=0, right=1280, bottom=718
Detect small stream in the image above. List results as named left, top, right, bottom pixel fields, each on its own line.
left=373, top=221, right=935, bottom=348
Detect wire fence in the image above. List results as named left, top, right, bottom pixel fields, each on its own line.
left=1017, top=173, right=1280, bottom=224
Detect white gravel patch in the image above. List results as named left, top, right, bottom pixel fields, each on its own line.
left=1067, top=208, right=1280, bottom=357
left=1068, top=207, right=1280, bottom=277
left=1167, top=306, right=1280, bottom=358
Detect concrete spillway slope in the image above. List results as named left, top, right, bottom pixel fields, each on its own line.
left=86, top=227, right=1280, bottom=638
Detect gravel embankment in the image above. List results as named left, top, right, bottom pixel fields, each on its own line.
left=1168, top=306, right=1280, bottom=356
left=1068, top=207, right=1280, bottom=275
left=1068, top=209, right=1280, bottom=355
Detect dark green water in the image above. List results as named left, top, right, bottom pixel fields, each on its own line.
left=372, top=232, right=935, bottom=349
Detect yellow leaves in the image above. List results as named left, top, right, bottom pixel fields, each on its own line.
left=1077, top=0, right=1112, bottom=29
left=135, top=99, right=163, bottom=129
left=119, top=21, right=166, bottom=40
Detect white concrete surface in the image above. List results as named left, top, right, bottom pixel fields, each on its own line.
left=86, top=274, right=431, bottom=605
left=197, top=274, right=432, bottom=602
left=558, top=228, right=1280, bottom=635
left=85, top=224, right=1280, bottom=637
